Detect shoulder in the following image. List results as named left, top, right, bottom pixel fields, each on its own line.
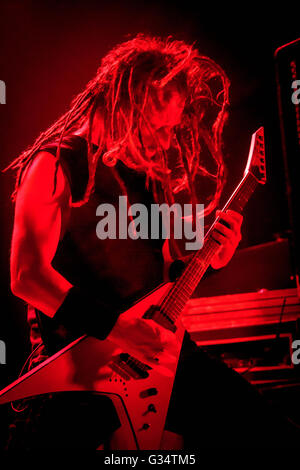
left=18, top=151, right=71, bottom=205
left=17, top=134, right=90, bottom=205
left=39, top=135, right=89, bottom=203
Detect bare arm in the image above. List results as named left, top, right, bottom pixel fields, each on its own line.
left=10, top=151, right=73, bottom=317
left=10, top=151, right=179, bottom=361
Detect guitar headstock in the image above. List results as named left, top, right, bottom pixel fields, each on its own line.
left=244, top=127, right=266, bottom=184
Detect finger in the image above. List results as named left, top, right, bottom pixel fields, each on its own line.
left=217, top=210, right=242, bottom=231
left=144, top=354, right=162, bottom=364
left=214, top=222, right=241, bottom=244
left=217, top=209, right=242, bottom=222
left=139, top=319, right=161, bottom=339
left=161, top=331, right=178, bottom=349
left=217, top=210, right=240, bottom=228
left=226, top=211, right=243, bottom=227
left=211, top=230, right=228, bottom=245
left=214, top=222, right=234, bottom=239
left=217, top=209, right=242, bottom=225
left=225, top=209, right=243, bottom=225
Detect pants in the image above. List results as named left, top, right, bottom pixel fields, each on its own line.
left=4, top=332, right=300, bottom=449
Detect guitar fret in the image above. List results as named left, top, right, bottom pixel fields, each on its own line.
left=180, top=283, right=192, bottom=296
left=158, top=167, right=261, bottom=324
left=163, top=259, right=206, bottom=317
left=163, top=287, right=189, bottom=313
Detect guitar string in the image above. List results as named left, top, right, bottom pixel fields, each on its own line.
left=158, top=173, right=258, bottom=323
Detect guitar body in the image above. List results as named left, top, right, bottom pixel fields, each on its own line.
left=0, top=127, right=266, bottom=449
left=0, top=282, right=186, bottom=450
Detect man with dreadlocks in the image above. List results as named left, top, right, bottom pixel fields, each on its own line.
left=6, top=35, right=298, bottom=449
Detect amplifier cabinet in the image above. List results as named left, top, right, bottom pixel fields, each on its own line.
left=183, top=288, right=300, bottom=386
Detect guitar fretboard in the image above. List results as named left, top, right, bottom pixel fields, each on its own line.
left=159, top=171, right=259, bottom=323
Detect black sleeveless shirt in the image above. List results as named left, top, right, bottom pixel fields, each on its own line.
left=28, top=135, right=165, bottom=356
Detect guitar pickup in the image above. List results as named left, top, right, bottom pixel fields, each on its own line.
left=112, top=353, right=151, bottom=380
left=143, top=305, right=177, bottom=333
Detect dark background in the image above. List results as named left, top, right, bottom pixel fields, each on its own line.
left=0, top=0, right=299, bottom=389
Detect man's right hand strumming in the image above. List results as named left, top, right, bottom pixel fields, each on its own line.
left=108, top=311, right=180, bottom=367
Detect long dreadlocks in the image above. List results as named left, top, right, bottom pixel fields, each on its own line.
left=6, top=34, right=230, bottom=218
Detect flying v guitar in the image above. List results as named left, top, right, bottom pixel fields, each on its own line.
left=0, top=127, right=266, bottom=450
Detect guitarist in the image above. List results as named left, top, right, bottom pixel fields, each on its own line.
left=6, top=35, right=296, bottom=449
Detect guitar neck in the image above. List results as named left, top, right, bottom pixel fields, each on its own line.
left=158, top=171, right=259, bottom=326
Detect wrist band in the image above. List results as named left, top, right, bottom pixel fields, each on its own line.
left=53, top=286, right=121, bottom=340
